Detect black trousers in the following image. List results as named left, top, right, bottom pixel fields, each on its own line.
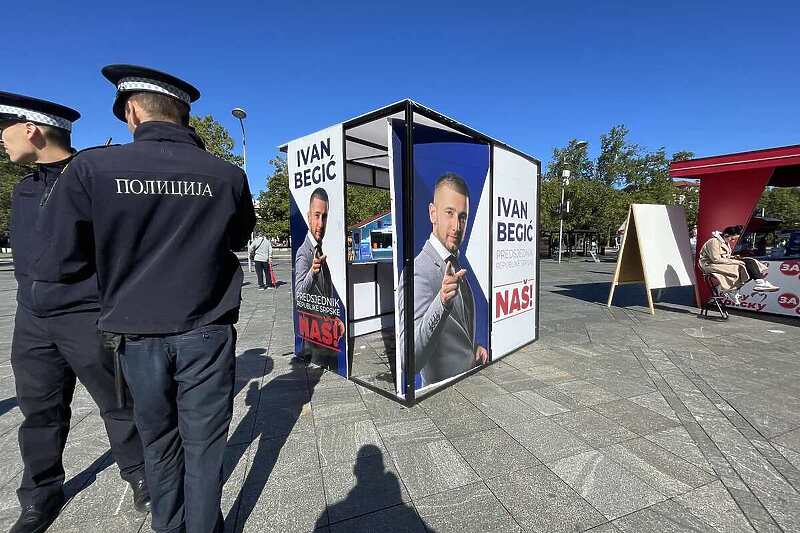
left=741, top=257, right=766, bottom=280
left=254, top=260, right=272, bottom=288
left=10, top=307, right=145, bottom=506
left=119, top=324, right=236, bottom=533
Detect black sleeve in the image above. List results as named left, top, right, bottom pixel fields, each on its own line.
left=230, top=171, right=256, bottom=251
left=32, top=158, right=96, bottom=282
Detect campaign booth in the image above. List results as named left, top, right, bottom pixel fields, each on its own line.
left=281, top=100, right=541, bottom=404
left=670, top=145, right=800, bottom=318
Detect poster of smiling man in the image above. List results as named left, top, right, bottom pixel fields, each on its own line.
left=289, top=124, right=348, bottom=375
left=394, top=122, right=491, bottom=393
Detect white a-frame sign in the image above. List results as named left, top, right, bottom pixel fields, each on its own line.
left=607, top=204, right=698, bottom=315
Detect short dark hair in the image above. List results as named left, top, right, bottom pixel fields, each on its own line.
left=40, top=125, right=71, bottom=150
left=309, top=187, right=329, bottom=207
left=434, top=172, right=469, bottom=199
left=128, top=92, right=189, bottom=126
left=722, top=225, right=743, bottom=237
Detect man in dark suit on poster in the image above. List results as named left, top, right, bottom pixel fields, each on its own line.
left=294, top=187, right=340, bottom=369
left=400, top=173, right=489, bottom=388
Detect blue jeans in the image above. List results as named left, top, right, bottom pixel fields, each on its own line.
left=120, top=324, right=236, bottom=533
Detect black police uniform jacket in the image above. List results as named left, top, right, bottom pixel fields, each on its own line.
left=34, top=121, right=256, bottom=334
left=10, top=157, right=99, bottom=317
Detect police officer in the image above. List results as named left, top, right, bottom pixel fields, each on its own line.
left=34, top=66, right=256, bottom=533
left=0, top=92, right=149, bottom=533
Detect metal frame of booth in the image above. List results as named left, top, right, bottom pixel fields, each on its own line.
left=284, top=100, right=542, bottom=405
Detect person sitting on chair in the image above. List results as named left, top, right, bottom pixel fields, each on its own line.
left=698, top=225, right=779, bottom=304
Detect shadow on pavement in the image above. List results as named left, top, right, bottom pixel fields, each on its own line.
left=224, top=352, right=320, bottom=532
left=63, top=450, right=115, bottom=500
left=554, top=281, right=695, bottom=308
left=314, top=445, right=421, bottom=531
left=0, top=396, right=17, bottom=416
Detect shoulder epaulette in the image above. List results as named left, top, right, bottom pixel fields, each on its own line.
left=62, top=144, right=121, bottom=174
left=74, top=143, right=121, bottom=155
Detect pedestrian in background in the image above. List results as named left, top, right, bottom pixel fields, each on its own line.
left=249, top=233, right=274, bottom=289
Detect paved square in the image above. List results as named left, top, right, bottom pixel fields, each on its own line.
left=1, top=254, right=799, bottom=532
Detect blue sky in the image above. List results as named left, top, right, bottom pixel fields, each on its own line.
left=2, top=1, right=798, bottom=193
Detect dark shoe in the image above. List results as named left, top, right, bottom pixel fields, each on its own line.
left=9, top=495, right=64, bottom=533
left=129, top=476, right=151, bottom=514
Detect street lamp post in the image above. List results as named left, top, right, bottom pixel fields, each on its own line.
left=558, top=140, right=588, bottom=264
left=558, top=170, right=570, bottom=264
left=231, top=107, right=247, bottom=173
left=231, top=107, right=252, bottom=271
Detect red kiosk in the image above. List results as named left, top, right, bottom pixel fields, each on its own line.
left=669, top=144, right=800, bottom=317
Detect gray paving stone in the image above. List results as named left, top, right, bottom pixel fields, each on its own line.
left=50, top=453, right=144, bottom=532
left=556, top=379, right=623, bottom=406
left=248, top=431, right=320, bottom=481
left=453, top=375, right=509, bottom=401
left=674, top=481, right=756, bottom=533
left=513, top=389, right=573, bottom=416
left=505, top=417, right=593, bottom=463
left=613, top=499, right=719, bottom=532
left=586, top=523, right=621, bottom=532
left=585, top=375, right=656, bottom=399
left=0, top=472, right=21, bottom=512
left=47, top=514, right=146, bottom=533
left=549, top=450, right=667, bottom=520
left=522, top=364, right=577, bottom=384
left=414, top=481, right=520, bottom=533
left=628, top=391, right=680, bottom=422
left=485, top=465, right=605, bottom=533
left=312, top=398, right=372, bottom=428
left=236, top=461, right=327, bottom=533
left=374, top=412, right=444, bottom=453
left=774, top=442, right=800, bottom=470
left=387, top=438, right=479, bottom=499
left=601, top=438, right=717, bottom=497
left=772, top=428, right=800, bottom=453
left=0, top=430, right=23, bottom=488
left=359, top=387, right=424, bottom=422
left=593, top=398, right=680, bottom=435
left=551, top=409, right=638, bottom=447
left=316, top=419, right=384, bottom=467
left=426, top=402, right=498, bottom=439
left=473, top=393, right=543, bottom=429
left=492, top=374, right=548, bottom=393
left=643, top=426, right=716, bottom=475
left=450, top=427, right=540, bottom=479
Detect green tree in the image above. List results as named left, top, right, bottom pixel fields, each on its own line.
left=543, top=129, right=695, bottom=245
left=543, top=138, right=593, bottom=182
left=189, top=115, right=244, bottom=167
left=595, top=125, right=639, bottom=187
left=346, top=185, right=391, bottom=228
left=257, top=156, right=290, bottom=242
left=759, top=187, right=800, bottom=227
left=0, top=152, right=29, bottom=241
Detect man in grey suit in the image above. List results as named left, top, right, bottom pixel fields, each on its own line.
left=294, top=187, right=339, bottom=369
left=399, top=173, right=489, bottom=388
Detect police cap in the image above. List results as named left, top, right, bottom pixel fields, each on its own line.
left=102, top=64, right=201, bottom=122
left=0, top=91, right=80, bottom=131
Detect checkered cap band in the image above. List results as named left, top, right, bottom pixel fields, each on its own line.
left=0, top=104, right=73, bottom=131
left=117, top=77, right=191, bottom=104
